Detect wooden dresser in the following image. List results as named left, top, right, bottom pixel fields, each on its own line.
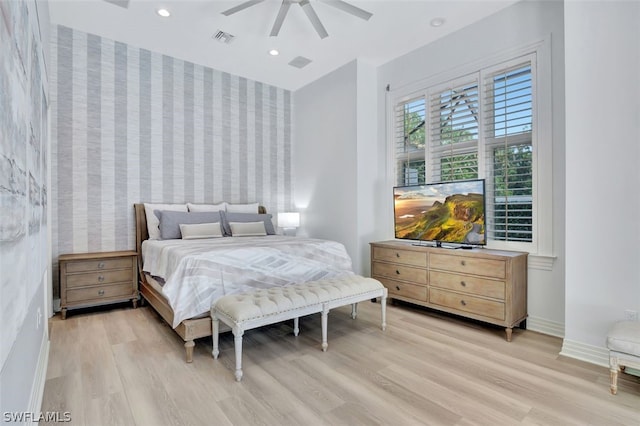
left=59, top=250, right=138, bottom=319
left=370, top=240, right=527, bottom=341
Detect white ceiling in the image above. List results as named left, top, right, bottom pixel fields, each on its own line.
left=48, top=0, right=517, bottom=91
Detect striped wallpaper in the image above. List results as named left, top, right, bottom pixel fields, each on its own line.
left=50, top=25, right=292, bottom=296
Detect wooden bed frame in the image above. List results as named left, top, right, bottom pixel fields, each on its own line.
left=133, top=203, right=266, bottom=363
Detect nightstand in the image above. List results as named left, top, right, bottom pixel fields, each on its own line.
left=59, top=250, right=139, bottom=319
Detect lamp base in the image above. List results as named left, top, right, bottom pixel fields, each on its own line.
left=282, top=228, right=297, bottom=237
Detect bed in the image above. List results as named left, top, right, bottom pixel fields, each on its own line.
left=133, top=203, right=354, bottom=362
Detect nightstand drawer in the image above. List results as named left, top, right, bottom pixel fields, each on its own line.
left=66, top=282, right=134, bottom=303
left=372, top=247, right=427, bottom=267
left=377, top=277, right=427, bottom=301
left=429, top=271, right=505, bottom=300
left=372, top=261, right=427, bottom=284
left=429, top=288, right=505, bottom=320
left=65, top=257, right=132, bottom=273
left=65, top=269, right=134, bottom=288
left=430, top=254, right=506, bottom=279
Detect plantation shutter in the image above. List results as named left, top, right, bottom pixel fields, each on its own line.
left=483, top=63, right=533, bottom=242
left=394, top=97, right=426, bottom=185
left=428, top=78, right=479, bottom=183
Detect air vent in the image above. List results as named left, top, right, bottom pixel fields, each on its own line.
left=288, top=56, right=312, bottom=69
left=102, top=0, right=130, bottom=8
left=213, top=30, right=235, bottom=44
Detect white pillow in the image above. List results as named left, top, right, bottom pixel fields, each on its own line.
left=226, top=203, right=259, bottom=214
left=179, top=222, right=223, bottom=239
left=187, top=202, right=227, bottom=212
left=143, top=203, right=188, bottom=240
left=229, top=221, right=267, bottom=236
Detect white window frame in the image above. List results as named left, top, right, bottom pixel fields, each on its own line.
left=386, top=39, right=553, bottom=259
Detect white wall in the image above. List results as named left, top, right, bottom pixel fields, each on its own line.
left=293, top=61, right=359, bottom=266
left=375, top=0, right=566, bottom=336
left=0, top=0, right=51, bottom=417
left=562, top=0, right=640, bottom=365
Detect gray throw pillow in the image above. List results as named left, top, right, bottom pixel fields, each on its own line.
left=220, top=211, right=275, bottom=236
left=155, top=210, right=222, bottom=240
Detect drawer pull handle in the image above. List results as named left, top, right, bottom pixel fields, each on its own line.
left=460, top=281, right=466, bottom=287
left=460, top=300, right=467, bottom=306
left=396, top=253, right=400, bottom=258
left=460, top=260, right=466, bottom=266
left=98, top=289, right=105, bottom=296
left=98, top=275, right=105, bottom=282
left=395, top=270, right=400, bottom=275
left=98, top=262, right=105, bottom=269
left=395, top=285, right=400, bottom=291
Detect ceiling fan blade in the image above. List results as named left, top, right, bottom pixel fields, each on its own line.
left=270, top=1, right=292, bottom=37
left=221, top=0, right=265, bottom=16
left=319, top=0, right=372, bottom=21
left=299, top=0, right=328, bottom=39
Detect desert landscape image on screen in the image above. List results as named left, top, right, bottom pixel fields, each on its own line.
left=394, top=180, right=485, bottom=244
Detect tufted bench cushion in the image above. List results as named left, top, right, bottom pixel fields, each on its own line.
left=607, top=320, right=640, bottom=395
left=211, top=274, right=387, bottom=381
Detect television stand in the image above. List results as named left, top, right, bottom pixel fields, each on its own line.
left=370, top=240, right=528, bottom=341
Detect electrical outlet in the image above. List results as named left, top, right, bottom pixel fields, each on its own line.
left=624, top=310, right=638, bottom=321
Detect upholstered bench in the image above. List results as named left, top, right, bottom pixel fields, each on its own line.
left=607, top=320, right=640, bottom=395
left=211, top=275, right=387, bottom=381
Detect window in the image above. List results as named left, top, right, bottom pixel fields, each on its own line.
left=392, top=55, right=537, bottom=248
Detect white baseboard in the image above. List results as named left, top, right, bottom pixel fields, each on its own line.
left=560, top=338, right=609, bottom=367
left=27, top=333, right=50, bottom=426
left=526, top=315, right=564, bottom=338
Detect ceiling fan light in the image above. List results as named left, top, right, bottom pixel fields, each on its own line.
left=269, top=49, right=280, bottom=56
left=157, top=8, right=171, bottom=18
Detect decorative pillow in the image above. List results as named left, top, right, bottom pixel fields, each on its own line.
left=229, top=221, right=267, bottom=237
left=226, top=202, right=260, bottom=214
left=179, top=222, right=223, bottom=239
left=187, top=202, right=227, bottom=212
left=220, top=212, right=275, bottom=236
left=155, top=210, right=222, bottom=240
left=143, top=203, right=188, bottom=240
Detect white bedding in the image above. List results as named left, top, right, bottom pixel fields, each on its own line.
left=142, top=236, right=354, bottom=327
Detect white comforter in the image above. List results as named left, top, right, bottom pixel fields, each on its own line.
left=142, top=236, right=354, bottom=327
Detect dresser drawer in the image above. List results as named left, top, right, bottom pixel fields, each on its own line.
left=66, top=282, right=134, bottom=303
left=429, top=288, right=505, bottom=321
left=376, top=277, right=427, bottom=301
left=429, top=271, right=505, bottom=300
left=372, top=247, right=427, bottom=267
left=65, top=257, right=133, bottom=273
left=430, top=254, right=506, bottom=279
left=65, top=269, right=134, bottom=288
left=372, top=262, right=427, bottom=284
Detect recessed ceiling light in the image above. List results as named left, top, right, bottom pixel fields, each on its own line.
left=157, top=8, right=171, bottom=18
left=430, top=17, right=445, bottom=27
left=269, top=49, right=280, bottom=56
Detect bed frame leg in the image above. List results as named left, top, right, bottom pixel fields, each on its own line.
left=185, top=340, right=195, bottom=363
left=321, top=307, right=329, bottom=352
left=293, top=317, right=299, bottom=336
left=351, top=303, right=358, bottom=319
left=381, top=291, right=387, bottom=331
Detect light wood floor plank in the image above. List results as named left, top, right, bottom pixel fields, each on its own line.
left=40, top=302, right=640, bottom=425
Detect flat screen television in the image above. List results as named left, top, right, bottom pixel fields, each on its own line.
left=393, top=179, right=486, bottom=247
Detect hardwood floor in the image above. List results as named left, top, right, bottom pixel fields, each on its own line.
left=40, top=301, right=640, bottom=425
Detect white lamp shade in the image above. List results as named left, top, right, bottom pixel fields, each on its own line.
left=278, top=212, right=300, bottom=228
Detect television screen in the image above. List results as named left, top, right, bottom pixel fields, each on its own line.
left=394, top=179, right=486, bottom=246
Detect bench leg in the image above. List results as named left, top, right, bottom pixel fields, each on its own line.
left=321, top=307, right=329, bottom=352
left=351, top=303, right=358, bottom=319
left=293, top=317, right=300, bottom=336
left=233, top=327, right=244, bottom=382
left=211, top=315, right=220, bottom=359
left=610, top=356, right=620, bottom=395
left=381, top=292, right=387, bottom=331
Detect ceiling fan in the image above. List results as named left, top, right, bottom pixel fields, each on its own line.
left=221, top=0, right=373, bottom=39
